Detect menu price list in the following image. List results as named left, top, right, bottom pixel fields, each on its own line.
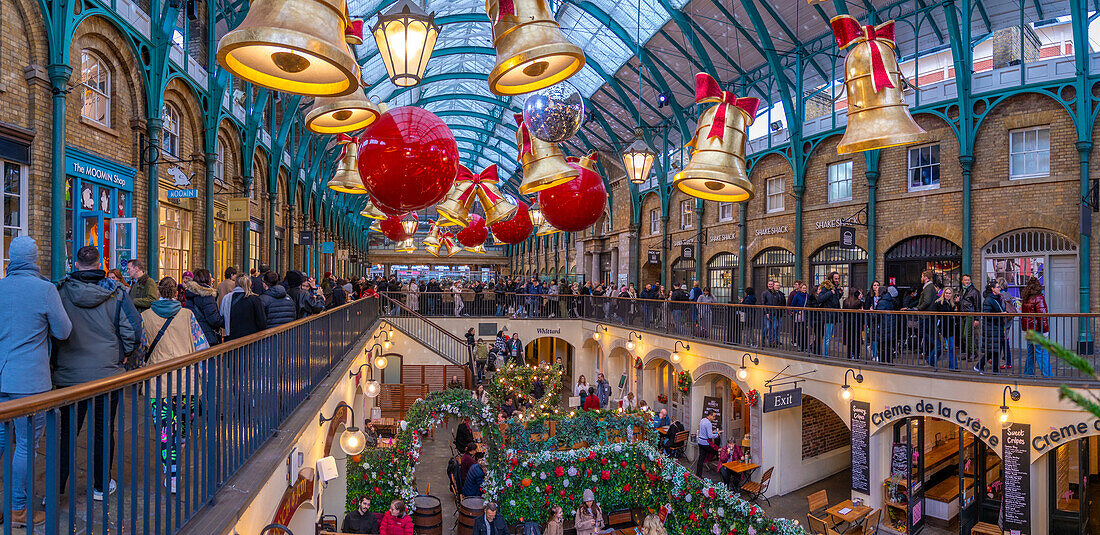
left=1002, top=422, right=1030, bottom=534
left=850, top=400, right=870, bottom=494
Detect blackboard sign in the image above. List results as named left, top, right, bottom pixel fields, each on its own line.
left=618, top=374, right=627, bottom=389
left=850, top=400, right=870, bottom=493
left=1002, top=423, right=1031, bottom=533
left=647, top=250, right=660, bottom=264
left=298, top=230, right=314, bottom=246
left=763, top=388, right=802, bottom=413
left=703, top=396, right=723, bottom=426
left=890, top=443, right=910, bottom=479
left=840, top=226, right=857, bottom=248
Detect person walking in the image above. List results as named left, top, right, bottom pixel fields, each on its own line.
left=874, top=286, right=899, bottom=363
left=915, top=270, right=938, bottom=364
left=958, top=274, right=982, bottom=359
left=842, top=287, right=864, bottom=360
left=56, top=246, right=142, bottom=502
left=930, top=287, right=959, bottom=369
left=216, top=266, right=238, bottom=303
left=976, top=281, right=1006, bottom=374
left=184, top=268, right=224, bottom=345
left=0, top=237, right=71, bottom=526
left=695, top=410, right=719, bottom=477
left=407, top=279, right=419, bottom=313
left=380, top=500, right=414, bottom=535
left=507, top=332, right=524, bottom=366
left=697, top=287, right=716, bottom=336
left=226, top=276, right=267, bottom=341
left=260, top=271, right=297, bottom=328
left=453, top=280, right=465, bottom=317
left=814, top=279, right=840, bottom=356
left=1021, top=276, right=1050, bottom=377
left=596, top=372, right=611, bottom=408
left=126, top=258, right=158, bottom=313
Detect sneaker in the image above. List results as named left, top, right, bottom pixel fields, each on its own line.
left=11, top=509, right=45, bottom=527
left=93, top=479, right=117, bottom=501
left=973, top=365, right=983, bottom=375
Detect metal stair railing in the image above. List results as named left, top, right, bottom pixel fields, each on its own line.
left=379, top=295, right=472, bottom=368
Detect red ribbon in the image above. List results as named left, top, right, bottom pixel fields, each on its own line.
left=514, top=113, right=533, bottom=158
left=494, top=0, right=516, bottom=23
left=337, top=134, right=358, bottom=158
left=832, top=15, right=896, bottom=93
left=693, top=73, right=760, bottom=143
left=454, top=164, right=503, bottom=206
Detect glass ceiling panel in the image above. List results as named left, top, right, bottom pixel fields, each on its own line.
left=559, top=4, right=634, bottom=77
left=435, top=21, right=492, bottom=48
left=588, top=0, right=667, bottom=44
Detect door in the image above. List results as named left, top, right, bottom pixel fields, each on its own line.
left=909, top=418, right=925, bottom=535
left=110, top=218, right=138, bottom=269
left=958, top=427, right=979, bottom=533
left=1049, top=255, right=1079, bottom=350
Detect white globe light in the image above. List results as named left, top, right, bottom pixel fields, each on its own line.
left=626, top=341, right=635, bottom=351
left=738, top=368, right=748, bottom=381
left=384, top=340, right=392, bottom=350
left=365, top=380, right=381, bottom=398
left=340, top=427, right=367, bottom=455
left=374, top=355, right=389, bottom=369
left=840, top=386, right=851, bottom=400
left=671, top=351, right=680, bottom=363
left=592, top=332, right=600, bottom=341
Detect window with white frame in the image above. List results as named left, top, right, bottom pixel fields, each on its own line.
left=680, top=200, right=693, bottom=229
left=827, top=161, right=853, bottom=202
left=766, top=176, right=784, bottom=213
left=80, top=50, right=110, bottom=126
left=907, top=144, right=940, bottom=191
left=602, top=216, right=611, bottom=234
left=1, top=161, right=27, bottom=277
left=163, top=103, right=180, bottom=157
left=718, top=202, right=734, bottom=222
left=1009, top=126, right=1050, bottom=179
left=649, top=208, right=659, bottom=235
left=215, top=139, right=225, bottom=183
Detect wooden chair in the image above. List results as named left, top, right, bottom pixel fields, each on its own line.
left=740, top=467, right=773, bottom=506
left=607, top=510, right=634, bottom=529
left=807, top=490, right=829, bottom=514
left=668, top=431, right=690, bottom=458
left=806, top=514, right=842, bottom=535
left=844, top=508, right=880, bottom=535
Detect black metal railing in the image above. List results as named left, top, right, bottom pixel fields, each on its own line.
left=379, top=296, right=472, bottom=368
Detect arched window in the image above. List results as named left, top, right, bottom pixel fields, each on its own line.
left=80, top=50, right=110, bottom=126
left=884, top=235, right=961, bottom=293
left=706, top=252, right=737, bottom=303
left=751, top=247, right=795, bottom=295
left=809, top=243, right=868, bottom=290
left=163, top=103, right=180, bottom=156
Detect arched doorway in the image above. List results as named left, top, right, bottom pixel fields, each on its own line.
left=706, top=252, right=738, bottom=303
left=671, top=255, right=696, bottom=288
left=605, top=347, right=634, bottom=402
left=752, top=247, right=795, bottom=295
left=525, top=337, right=575, bottom=378
left=982, top=228, right=1078, bottom=312
left=1047, top=436, right=1100, bottom=534
left=694, top=373, right=750, bottom=447
left=884, top=235, right=962, bottom=294
left=810, top=243, right=868, bottom=291
left=380, top=353, right=402, bottom=384
left=643, top=357, right=684, bottom=423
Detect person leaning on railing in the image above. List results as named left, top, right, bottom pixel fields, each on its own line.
left=975, top=280, right=1007, bottom=375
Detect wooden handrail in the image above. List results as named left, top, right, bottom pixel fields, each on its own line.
left=0, top=297, right=380, bottom=421
left=381, top=295, right=467, bottom=344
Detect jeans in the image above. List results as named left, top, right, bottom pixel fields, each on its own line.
left=765, top=315, right=779, bottom=345
left=672, top=310, right=683, bottom=335
left=454, top=298, right=464, bottom=316
left=822, top=323, right=834, bottom=356
left=496, top=303, right=506, bottom=316
left=59, top=393, right=119, bottom=493
left=1025, top=343, right=1050, bottom=377
left=0, top=392, right=46, bottom=510
left=934, top=335, right=957, bottom=369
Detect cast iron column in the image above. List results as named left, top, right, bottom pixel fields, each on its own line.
left=146, top=117, right=163, bottom=278
left=204, top=152, right=216, bottom=270
left=48, top=64, right=72, bottom=280
left=959, top=155, right=974, bottom=275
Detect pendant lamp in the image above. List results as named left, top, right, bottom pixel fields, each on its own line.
left=304, top=91, right=380, bottom=134
left=217, top=0, right=360, bottom=96
left=372, top=0, right=440, bottom=87
left=622, top=128, right=656, bottom=185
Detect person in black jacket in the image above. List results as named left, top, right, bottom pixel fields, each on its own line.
left=814, top=279, right=840, bottom=356
left=226, top=277, right=267, bottom=341
left=286, top=271, right=324, bottom=318
left=454, top=419, right=475, bottom=453
left=333, top=278, right=348, bottom=306
left=471, top=502, right=507, bottom=535
left=184, top=269, right=224, bottom=345
left=343, top=495, right=380, bottom=534
left=259, top=271, right=297, bottom=328
left=250, top=264, right=269, bottom=299
left=670, top=284, right=691, bottom=335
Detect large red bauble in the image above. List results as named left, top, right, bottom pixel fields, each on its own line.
left=538, top=155, right=607, bottom=232
left=490, top=197, right=533, bottom=244
left=357, top=106, right=459, bottom=215
left=457, top=215, right=488, bottom=247
left=379, top=214, right=412, bottom=241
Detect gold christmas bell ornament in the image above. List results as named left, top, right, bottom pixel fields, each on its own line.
left=437, top=164, right=518, bottom=226
left=328, top=134, right=367, bottom=193
left=535, top=220, right=560, bottom=236
left=515, top=113, right=578, bottom=194
left=465, top=243, right=488, bottom=254
left=674, top=73, right=760, bottom=203
left=395, top=237, right=416, bottom=253
left=359, top=197, right=387, bottom=219
left=423, top=221, right=444, bottom=247
left=832, top=16, right=929, bottom=154
left=216, top=0, right=360, bottom=96
left=486, top=0, right=585, bottom=95
left=436, top=165, right=475, bottom=226
left=304, top=91, right=380, bottom=134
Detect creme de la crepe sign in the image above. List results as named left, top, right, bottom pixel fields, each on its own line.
left=870, top=399, right=1000, bottom=448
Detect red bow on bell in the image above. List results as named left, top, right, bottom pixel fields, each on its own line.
left=831, top=15, right=896, bottom=93
left=336, top=133, right=358, bottom=157
left=693, top=73, right=760, bottom=144
left=454, top=164, right=504, bottom=206
left=514, top=113, right=533, bottom=158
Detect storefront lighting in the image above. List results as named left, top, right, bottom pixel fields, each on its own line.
left=351, top=359, right=383, bottom=398
left=999, top=385, right=1021, bottom=428
left=319, top=401, right=366, bottom=455
left=841, top=368, right=863, bottom=401
left=371, top=0, right=440, bottom=87
left=622, top=128, right=656, bottom=185
left=671, top=341, right=689, bottom=363
left=738, top=353, right=759, bottom=381
left=592, top=325, right=607, bottom=341
left=370, top=343, right=389, bottom=369
left=626, top=331, right=641, bottom=351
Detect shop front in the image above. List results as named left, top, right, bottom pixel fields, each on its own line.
left=65, top=146, right=137, bottom=272
left=158, top=198, right=193, bottom=283
left=706, top=252, right=737, bottom=303
left=981, top=228, right=1078, bottom=312
left=671, top=244, right=696, bottom=288
left=884, top=235, right=961, bottom=294
left=599, top=251, right=612, bottom=285
left=752, top=247, right=795, bottom=295
left=1048, top=436, right=1100, bottom=535
left=810, top=243, right=868, bottom=291
left=212, top=202, right=235, bottom=279
left=0, top=128, right=30, bottom=275
left=249, top=219, right=262, bottom=270
left=273, top=226, right=284, bottom=273
left=643, top=249, right=661, bottom=286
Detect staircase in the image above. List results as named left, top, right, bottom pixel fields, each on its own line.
left=380, top=295, right=471, bottom=367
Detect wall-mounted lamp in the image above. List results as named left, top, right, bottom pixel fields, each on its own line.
left=738, top=353, right=759, bottom=381
left=319, top=401, right=366, bottom=455
left=999, top=385, right=1021, bottom=428
left=259, top=523, right=293, bottom=535
left=375, top=329, right=393, bottom=350
left=671, top=341, right=689, bottom=363
left=840, top=368, right=863, bottom=401
left=350, top=363, right=381, bottom=398
left=592, top=325, right=608, bottom=341
left=370, top=342, right=389, bottom=370
left=626, top=331, right=641, bottom=351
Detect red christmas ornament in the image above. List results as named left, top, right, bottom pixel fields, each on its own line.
left=622, top=484, right=631, bottom=492
left=379, top=213, right=417, bottom=241
left=457, top=214, right=489, bottom=248
left=358, top=106, right=458, bottom=215
left=600, top=470, right=611, bottom=480
left=537, top=152, right=607, bottom=232
left=489, top=197, right=533, bottom=244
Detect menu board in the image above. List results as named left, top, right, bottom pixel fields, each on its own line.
left=1002, top=423, right=1031, bottom=533
left=891, top=443, right=910, bottom=479
left=850, top=400, right=870, bottom=493
left=703, top=396, right=723, bottom=427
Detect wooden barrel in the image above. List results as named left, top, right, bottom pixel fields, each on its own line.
left=457, top=497, right=486, bottom=535
left=413, top=495, right=442, bottom=535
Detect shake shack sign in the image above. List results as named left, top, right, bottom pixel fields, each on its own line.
left=763, top=388, right=801, bottom=413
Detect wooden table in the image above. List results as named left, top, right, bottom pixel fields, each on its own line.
left=611, top=526, right=641, bottom=535
left=376, top=437, right=396, bottom=449
left=722, top=461, right=759, bottom=474
left=825, top=500, right=872, bottom=526
left=375, top=417, right=398, bottom=435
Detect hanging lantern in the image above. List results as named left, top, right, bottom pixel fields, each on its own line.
left=359, top=197, right=387, bottom=219
left=395, top=237, right=416, bottom=252
left=673, top=73, right=759, bottom=202
left=369, top=220, right=382, bottom=232
left=528, top=202, right=546, bottom=227
left=515, top=113, right=578, bottom=194
left=378, top=212, right=416, bottom=241
left=216, top=0, right=360, bottom=96
left=400, top=212, right=420, bottom=236
left=485, top=0, right=585, bottom=95
left=622, top=128, right=656, bottom=185
left=539, top=152, right=606, bottom=232
left=457, top=215, right=489, bottom=251
left=358, top=106, right=458, bottom=215
left=372, top=0, right=440, bottom=87
left=304, top=91, right=380, bottom=134
left=832, top=16, right=929, bottom=154
left=328, top=135, right=367, bottom=194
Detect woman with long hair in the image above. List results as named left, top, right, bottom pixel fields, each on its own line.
left=574, top=489, right=604, bottom=535
left=226, top=276, right=267, bottom=341
left=1020, top=276, right=1050, bottom=376
left=976, top=280, right=1006, bottom=374
left=930, top=286, right=959, bottom=369
left=544, top=505, right=565, bottom=535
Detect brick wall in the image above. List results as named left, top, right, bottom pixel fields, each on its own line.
left=802, top=395, right=850, bottom=460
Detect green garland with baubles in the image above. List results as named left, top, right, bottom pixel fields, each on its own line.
left=488, top=363, right=565, bottom=414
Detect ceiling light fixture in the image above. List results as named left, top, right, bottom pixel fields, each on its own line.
left=372, top=0, right=440, bottom=88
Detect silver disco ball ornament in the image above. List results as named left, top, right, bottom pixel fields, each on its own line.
left=522, top=82, right=585, bottom=143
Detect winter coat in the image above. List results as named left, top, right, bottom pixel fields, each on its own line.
left=916, top=282, right=937, bottom=311
left=216, top=277, right=237, bottom=304
left=54, top=270, right=141, bottom=386
left=260, top=285, right=298, bottom=327
left=141, top=299, right=207, bottom=396
left=333, top=285, right=348, bottom=306
left=129, top=273, right=158, bottom=312
left=959, top=284, right=982, bottom=313
left=226, top=294, right=267, bottom=341
left=596, top=378, right=611, bottom=407
left=342, top=510, right=380, bottom=534
left=670, top=289, right=691, bottom=312
left=184, top=280, right=224, bottom=345
left=929, top=299, right=957, bottom=337
left=574, top=504, right=604, bottom=535
left=289, top=286, right=325, bottom=318
left=0, top=260, right=72, bottom=393
left=1021, top=294, right=1049, bottom=333
left=981, top=291, right=1006, bottom=351
left=461, top=462, right=486, bottom=496
left=874, top=290, right=898, bottom=337
left=379, top=512, right=414, bottom=535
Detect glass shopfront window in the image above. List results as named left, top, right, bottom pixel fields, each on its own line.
left=752, top=247, right=795, bottom=295
left=0, top=160, right=28, bottom=276
left=249, top=220, right=262, bottom=271
left=65, top=147, right=136, bottom=273
left=706, top=252, right=737, bottom=303
left=1050, top=437, right=1100, bottom=535
left=810, top=243, right=868, bottom=292
left=213, top=217, right=234, bottom=280
left=159, top=205, right=192, bottom=283
left=884, top=235, right=962, bottom=294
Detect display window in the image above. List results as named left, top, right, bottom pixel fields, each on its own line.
left=249, top=220, right=262, bottom=270
left=810, top=243, right=868, bottom=292
left=706, top=252, right=736, bottom=303
left=159, top=205, right=192, bottom=283
left=884, top=235, right=962, bottom=293
left=213, top=217, right=234, bottom=280
left=65, top=147, right=136, bottom=273
left=0, top=160, right=28, bottom=277
left=1049, top=436, right=1100, bottom=535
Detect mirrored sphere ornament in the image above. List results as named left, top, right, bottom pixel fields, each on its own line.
left=522, top=83, right=584, bottom=143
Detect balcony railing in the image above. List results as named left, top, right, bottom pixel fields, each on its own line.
left=380, top=292, right=1097, bottom=383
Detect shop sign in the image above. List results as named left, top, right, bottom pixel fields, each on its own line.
left=763, top=387, right=801, bottom=413
left=65, top=146, right=136, bottom=191
left=680, top=245, right=694, bottom=260
left=647, top=250, right=660, bottom=264
left=337, top=249, right=349, bottom=261
left=299, top=231, right=314, bottom=246
left=1001, top=423, right=1030, bottom=533
left=271, top=467, right=315, bottom=527
left=1031, top=418, right=1100, bottom=453
left=321, top=242, right=336, bottom=254
left=869, top=399, right=1000, bottom=448
left=167, top=189, right=198, bottom=199
left=673, top=237, right=694, bottom=246
left=249, top=220, right=261, bottom=232
left=850, top=400, right=871, bottom=494
left=536, top=328, right=561, bottom=335
left=754, top=225, right=788, bottom=237
left=815, top=217, right=857, bottom=230
left=227, top=197, right=250, bottom=222
left=709, top=233, right=736, bottom=243
left=350, top=254, right=359, bottom=263
left=703, top=396, right=723, bottom=426
left=839, top=226, right=857, bottom=248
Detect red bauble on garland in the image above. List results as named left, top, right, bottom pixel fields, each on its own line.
left=490, top=197, right=533, bottom=244
left=358, top=106, right=459, bottom=215
left=457, top=214, right=489, bottom=248
left=379, top=213, right=416, bottom=241
left=537, top=152, right=606, bottom=232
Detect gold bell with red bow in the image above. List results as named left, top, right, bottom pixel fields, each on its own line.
left=439, top=232, right=459, bottom=257
left=674, top=73, right=759, bottom=203
left=423, top=221, right=444, bottom=247
left=832, top=15, right=929, bottom=154
left=485, top=0, right=586, bottom=95
left=474, top=165, right=518, bottom=225
left=328, top=136, right=367, bottom=194
left=436, top=165, right=476, bottom=226
left=395, top=238, right=415, bottom=253
left=516, top=113, right=578, bottom=194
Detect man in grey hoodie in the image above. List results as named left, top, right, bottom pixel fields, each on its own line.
left=0, top=237, right=71, bottom=526
left=55, top=246, right=141, bottom=501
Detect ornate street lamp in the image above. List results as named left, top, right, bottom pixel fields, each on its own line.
left=371, top=0, right=440, bottom=87
left=622, top=128, right=656, bottom=185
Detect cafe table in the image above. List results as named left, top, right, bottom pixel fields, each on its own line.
left=721, top=460, right=759, bottom=489
left=825, top=499, right=872, bottom=529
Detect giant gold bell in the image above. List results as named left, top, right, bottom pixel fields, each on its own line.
left=436, top=172, right=474, bottom=227
left=673, top=104, right=755, bottom=202
left=486, top=0, right=585, bottom=95
left=423, top=222, right=444, bottom=247
left=359, top=197, right=387, bottom=219
left=395, top=238, right=416, bottom=253
left=305, top=91, right=380, bottom=134
left=328, top=144, right=366, bottom=193
left=465, top=243, right=488, bottom=254
left=217, top=0, right=360, bottom=96
left=479, top=188, right=518, bottom=226
left=517, top=114, right=578, bottom=194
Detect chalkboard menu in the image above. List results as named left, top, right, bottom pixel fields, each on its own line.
left=703, top=396, right=723, bottom=426
left=1002, top=423, right=1031, bottom=533
left=890, top=443, right=910, bottom=479
left=850, top=401, right=870, bottom=493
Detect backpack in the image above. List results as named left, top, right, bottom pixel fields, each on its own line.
left=522, top=521, right=542, bottom=535
left=447, top=456, right=462, bottom=491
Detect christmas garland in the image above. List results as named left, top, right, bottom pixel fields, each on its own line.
left=500, top=410, right=657, bottom=451
left=746, top=390, right=759, bottom=407
left=678, top=371, right=693, bottom=394
left=488, top=363, right=565, bottom=414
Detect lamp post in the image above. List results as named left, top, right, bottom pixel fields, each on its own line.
left=371, top=0, right=440, bottom=88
